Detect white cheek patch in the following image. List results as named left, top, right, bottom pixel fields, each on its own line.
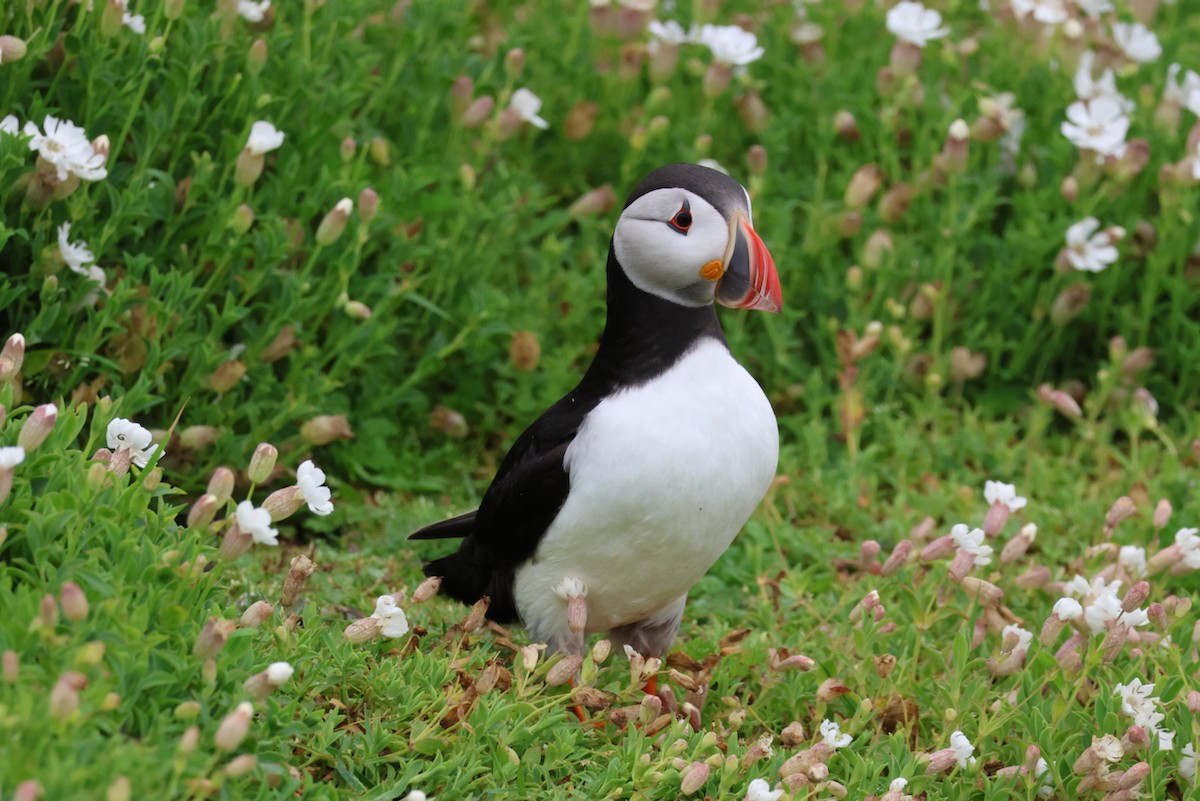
left=613, top=191, right=730, bottom=307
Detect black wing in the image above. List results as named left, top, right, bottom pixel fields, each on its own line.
left=411, top=391, right=601, bottom=620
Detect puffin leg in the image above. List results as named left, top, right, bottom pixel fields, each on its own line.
left=609, top=594, right=687, bottom=694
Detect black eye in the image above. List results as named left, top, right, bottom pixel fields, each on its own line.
left=667, top=201, right=692, bottom=234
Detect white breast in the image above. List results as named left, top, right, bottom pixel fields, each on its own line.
left=514, top=338, right=778, bottom=647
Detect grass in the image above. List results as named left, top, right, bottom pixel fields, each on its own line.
left=2, top=0, right=1200, bottom=798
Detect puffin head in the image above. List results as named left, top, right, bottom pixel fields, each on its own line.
left=612, top=163, right=782, bottom=312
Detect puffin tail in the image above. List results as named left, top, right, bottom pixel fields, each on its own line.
left=421, top=540, right=519, bottom=624
left=408, top=509, right=477, bottom=540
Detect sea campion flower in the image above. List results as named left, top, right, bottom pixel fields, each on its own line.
left=56, top=223, right=106, bottom=286
left=236, top=500, right=278, bottom=545
left=0, top=446, right=23, bottom=505
left=950, top=730, right=977, bottom=767
left=1115, top=679, right=1168, bottom=740
left=648, top=19, right=690, bottom=45
left=509, top=88, right=549, bottom=129
left=819, top=718, right=852, bottom=749
left=1111, top=22, right=1162, bottom=64
left=1061, top=97, right=1130, bottom=157
left=1076, top=0, right=1113, bottom=15
left=237, top=0, right=270, bottom=22
left=1009, top=0, right=1068, bottom=24
left=1182, top=743, right=1196, bottom=784
left=372, top=594, right=409, bottom=638
left=1, top=115, right=18, bottom=135
left=1063, top=218, right=1122, bottom=272
left=695, top=24, right=764, bottom=66
left=296, top=460, right=333, bottom=515
left=23, top=116, right=109, bottom=182
left=744, top=778, right=783, bottom=801
left=246, top=120, right=284, bottom=155
left=885, top=1, right=948, bottom=47
left=1119, top=546, right=1147, bottom=578
left=951, top=524, right=993, bottom=565
left=1073, top=52, right=1129, bottom=109
left=106, top=418, right=160, bottom=467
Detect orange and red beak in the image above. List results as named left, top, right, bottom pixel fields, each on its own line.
left=714, top=213, right=782, bottom=313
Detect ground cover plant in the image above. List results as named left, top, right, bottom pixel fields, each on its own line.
left=1, top=0, right=1200, bottom=798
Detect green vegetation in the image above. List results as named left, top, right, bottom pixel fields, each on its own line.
left=1, top=0, right=1198, bottom=798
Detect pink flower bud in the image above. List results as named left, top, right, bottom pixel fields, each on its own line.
left=3, top=649, right=17, bottom=683
left=206, top=467, right=235, bottom=504
left=880, top=540, right=912, bottom=576
left=0, top=333, right=25, bottom=382
left=879, top=183, right=914, bottom=223
left=834, top=110, right=859, bottom=141
left=546, top=653, right=583, bottom=686
left=247, top=442, right=277, bottom=485
left=39, top=594, right=59, bottom=629
left=187, top=494, right=219, bottom=531
left=412, top=575, right=442, bottom=603
left=300, top=415, right=354, bottom=445
left=982, top=501, right=1009, bottom=537
left=218, top=524, right=253, bottom=561
left=1152, top=499, right=1172, bottom=530
left=343, top=616, right=381, bottom=643
left=49, top=671, right=87, bottom=719
left=281, top=554, right=317, bottom=608
left=450, top=75, right=474, bottom=116
left=844, top=164, right=885, bottom=209
left=209, top=359, right=246, bottom=393
left=920, top=535, right=956, bottom=561
left=235, top=148, right=265, bottom=187
left=358, top=187, right=380, bottom=227
left=960, top=577, right=1003, bottom=606
left=568, top=185, right=618, bottom=219
left=60, top=581, right=89, bottom=622
left=680, top=761, right=709, bottom=795
left=1105, top=496, right=1137, bottom=531
left=948, top=549, right=975, bottom=581
left=316, top=198, right=353, bottom=246
left=746, top=144, right=768, bottom=178
left=240, top=600, right=273, bottom=627
left=461, top=95, right=494, bottom=128
left=214, top=702, right=254, bottom=751
left=246, top=37, right=268, bottom=75
left=224, top=754, right=258, bottom=778
left=260, top=486, right=303, bottom=522
left=18, top=404, right=58, bottom=452
left=859, top=540, right=881, bottom=570
left=14, top=780, right=42, bottom=801
left=1121, top=581, right=1150, bottom=613
left=194, top=617, right=236, bottom=659
left=1121, top=725, right=1150, bottom=752
left=0, top=35, right=28, bottom=63
left=924, top=748, right=958, bottom=774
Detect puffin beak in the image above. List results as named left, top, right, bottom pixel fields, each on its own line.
left=714, top=213, right=782, bottom=313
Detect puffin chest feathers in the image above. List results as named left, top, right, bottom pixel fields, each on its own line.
left=513, top=337, right=779, bottom=640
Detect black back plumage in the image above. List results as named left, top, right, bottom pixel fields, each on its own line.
left=410, top=164, right=740, bottom=622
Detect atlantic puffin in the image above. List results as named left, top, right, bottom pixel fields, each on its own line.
left=410, top=162, right=781, bottom=661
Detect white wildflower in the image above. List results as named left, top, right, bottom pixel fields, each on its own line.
left=984, top=480, right=1026, bottom=511
left=1112, top=21, right=1161, bottom=64
left=1053, top=597, right=1083, bottom=619
left=295, top=459, right=334, bottom=516
left=105, top=417, right=160, bottom=467
left=885, top=1, right=948, bottom=47
left=371, top=594, right=410, bottom=638
left=1182, top=743, right=1196, bottom=784
left=744, top=778, right=783, bottom=801
left=23, top=116, right=108, bottom=182
left=951, top=524, right=993, bottom=566
left=1163, top=64, right=1200, bottom=106
left=236, top=500, right=279, bottom=545
left=0, top=115, right=19, bottom=135
left=1160, top=729, right=1176, bottom=751
left=1009, top=0, right=1067, bottom=24
left=0, top=446, right=25, bottom=468
left=57, top=223, right=97, bottom=277
left=246, top=120, right=284, bottom=155
left=1178, top=527, right=1200, bottom=568
left=237, top=0, right=271, bottom=22
left=1036, top=757, right=1053, bottom=796
left=695, top=23, right=764, bottom=66
left=509, top=88, right=549, bottom=129
left=1115, top=678, right=1166, bottom=733
left=1118, top=545, right=1147, bottom=577
left=1064, top=217, right=1120, bottom=272
left=648, top=19, right=690, bottom=45
left=819, top=718, right=852, bottom=749
left=1083, top=591, right=1122, bottom=634
left=1073, top=51, right=1132, bottom=111
left=1061, top=96, right=1130, bottom=156
left=1002, top=624, right=1033, bottom=651
left=1075, top=0, right=1113, bottom=14
left=265, top=661, right=294, bottom=685
left=949, top=730, right=976, bottom=767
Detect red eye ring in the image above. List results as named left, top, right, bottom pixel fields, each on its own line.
left=667, top=201, right=692, bottom=234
